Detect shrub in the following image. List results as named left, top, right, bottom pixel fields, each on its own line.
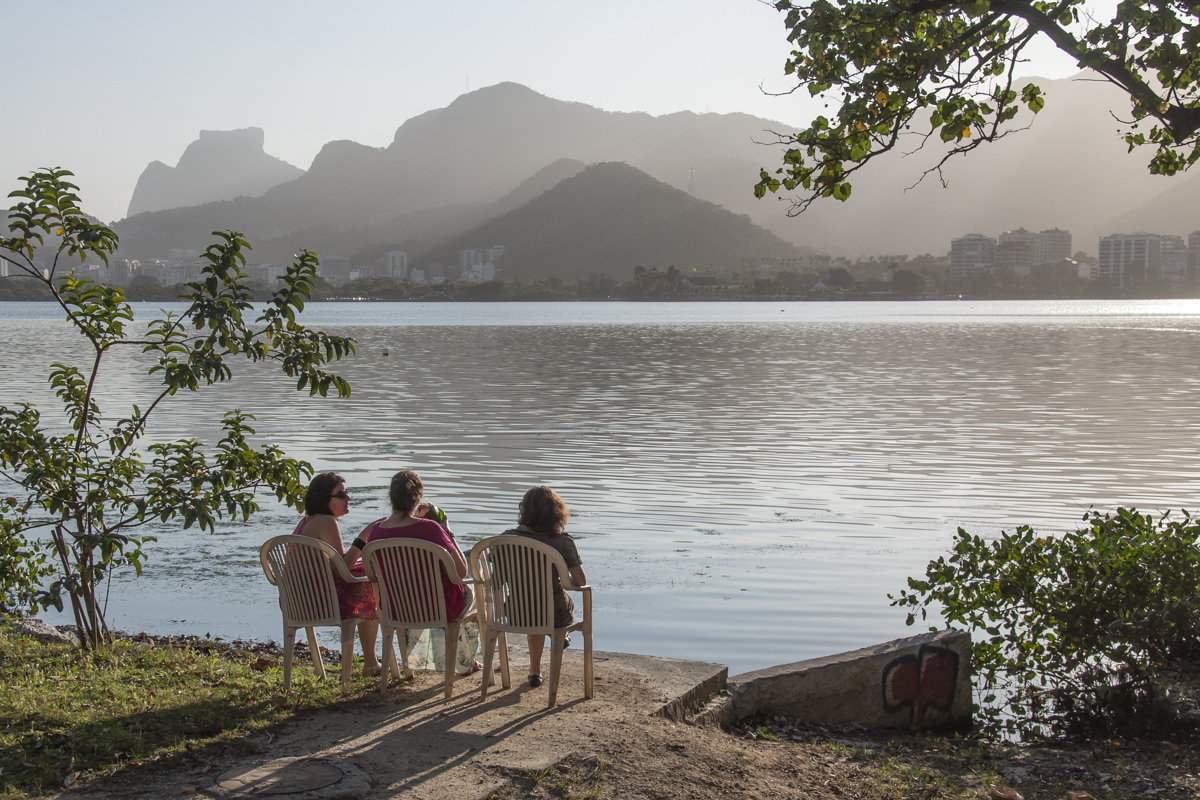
left=891, top=508, right=1200, bottom=739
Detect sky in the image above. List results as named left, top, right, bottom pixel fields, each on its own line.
left=4, top=0, right=1110, bottom=224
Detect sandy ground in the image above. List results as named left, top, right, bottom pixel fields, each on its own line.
left=59, top=647, right=1200, bottom=800
left=64, top=651, right=729, bottom=800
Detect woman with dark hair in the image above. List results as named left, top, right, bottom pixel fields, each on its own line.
left=292, top=471, right=381, bottom=676
left=343, top=469, right=477, bottom=670
left=502, top=486, right=587, bottom=688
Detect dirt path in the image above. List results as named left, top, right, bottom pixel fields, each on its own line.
left=63, top=650, right=1200, bottom=800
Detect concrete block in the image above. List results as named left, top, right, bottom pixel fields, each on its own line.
left=693, top=629, right=971, bottom=732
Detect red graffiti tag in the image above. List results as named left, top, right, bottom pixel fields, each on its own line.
left=882, top=645, right=959, bottom=729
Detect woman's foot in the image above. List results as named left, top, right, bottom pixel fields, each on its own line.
left=528, top=673, right=544, bottom=688
left=363, top=663, right=383, bottom=677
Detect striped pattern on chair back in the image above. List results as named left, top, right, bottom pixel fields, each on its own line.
left=473, top=536, right=559, bottom=634
left=261, top=536, right=341, bottom=629
left=362, top=538, right=451, bottom=628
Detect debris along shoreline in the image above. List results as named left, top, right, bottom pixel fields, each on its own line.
left=12, top=615, right=318, bottom=665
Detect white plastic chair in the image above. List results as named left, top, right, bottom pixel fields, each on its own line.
left=470, top=535, right=593, bottom=707
left=360, top=537, right=477, bottom=698
left=259, top=534, right=371, bottom=691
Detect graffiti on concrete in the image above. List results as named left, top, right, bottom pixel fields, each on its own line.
left=881, top=644, right=959, bottom=729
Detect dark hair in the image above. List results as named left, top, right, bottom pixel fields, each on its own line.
left=389, top=469, right=423, bottom=515
left=519, top=486, right=569, bottom=534
left=304, top=471, right=345, bottom=516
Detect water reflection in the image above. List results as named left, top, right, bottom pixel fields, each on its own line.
left=3, top=301, right=1199, bottom=674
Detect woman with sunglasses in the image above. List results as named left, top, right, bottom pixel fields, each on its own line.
left=291, top=471, right=382, bottom=676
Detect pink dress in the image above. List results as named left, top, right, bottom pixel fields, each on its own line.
left=364, top=518, right=465, bottom=621
left=291, top=516, right=377, bottom=621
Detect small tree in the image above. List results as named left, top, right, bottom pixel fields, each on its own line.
left=892, top=508, right=1200, bottom=739
left=0, top=168, right=355, bottom=649
left=756, top=1, right=1200, bottom=214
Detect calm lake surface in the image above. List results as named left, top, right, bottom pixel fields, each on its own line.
left=4, top=299, right=1200, bottom=675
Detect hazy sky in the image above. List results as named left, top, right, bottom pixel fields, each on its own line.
left=4, top=0, right=1107, bottom=223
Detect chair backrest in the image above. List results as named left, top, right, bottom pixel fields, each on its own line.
left=361, top=537, right=456, bottom=628
left=260, top=535, right=342, bottom=629
left=470, top=535, right=568, bottom=635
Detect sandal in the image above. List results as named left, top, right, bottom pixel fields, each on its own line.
left=528, top=673, right=544, bottom=688
left=362, top=664, right=383, bottom=678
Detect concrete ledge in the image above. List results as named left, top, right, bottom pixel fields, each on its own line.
left=692, top=629, right=971, bottom=732
left=595, top=652, right=728, bottom=720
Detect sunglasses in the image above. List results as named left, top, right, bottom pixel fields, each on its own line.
left=331, top=490, right=350, bottom=500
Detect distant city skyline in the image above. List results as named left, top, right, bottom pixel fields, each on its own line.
left=4, top=0, right=1116, bottom=224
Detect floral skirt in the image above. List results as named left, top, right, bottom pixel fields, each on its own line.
left=336, top=562, right=377, bottom=621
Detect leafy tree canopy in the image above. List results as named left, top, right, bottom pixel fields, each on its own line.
left=0, top=168, right=355, bottom=649
left=756, top=1, right=1200, bottom=213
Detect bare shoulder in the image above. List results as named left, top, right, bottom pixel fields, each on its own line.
left=297, top=514, right=344, bottom=551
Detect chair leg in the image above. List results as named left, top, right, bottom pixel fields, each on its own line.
left=479, top=630, right=497, bottom=701
left=497, top=631, right=511, bottom=689
left=398, top=630, right=414, bottom=680
left=387, top=639, right=403, bottom=679
left=305, top=626, right=326, bottom=680
left=379, top=627, right=394, bottom=695
left=443, top=622, right=460, bottom=699
left=340, top=621, right=356, bottom=691
left=547, top=630, right=567, bottom=707
left=583, top=628, right=594, bottom=700
left=283, top=625, right=296, bottom=691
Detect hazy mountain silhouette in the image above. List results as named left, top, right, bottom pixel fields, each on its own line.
left=126, top=128, right=303, bottom=218
left=411, top=161, right=804, bottom=279
left=113, top=83, right=793, bottom=261
left=113, top=79, right=1194, bottom=263
left=1103, top=167, right=1200, bottom=239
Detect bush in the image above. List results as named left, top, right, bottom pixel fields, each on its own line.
left=891, top=508, right=1200, bottom=739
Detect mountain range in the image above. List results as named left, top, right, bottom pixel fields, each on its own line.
left=126, top=128, right=303, bottom=217
left=112, top=80, right=1200, bottom=272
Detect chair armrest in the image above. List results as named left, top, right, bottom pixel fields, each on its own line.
left=328, top=553, right=369, bottom=583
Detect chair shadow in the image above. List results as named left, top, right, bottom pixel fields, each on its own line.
left=338, top=669, right=590, bottom=795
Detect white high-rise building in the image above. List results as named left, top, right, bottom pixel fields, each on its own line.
left=1036, top=228, right=1072, bottom=265
left=1097, top=233, right=1160, bottom=286
left=950, top=234, right=996, bottom=280
left=319, top=256, right=350, bottom=286
left=1160, top=235, right=1188, bottom=282
left=384, top=250, right=408, bottom=280
left=1188, top=231, right=1200, bottom=279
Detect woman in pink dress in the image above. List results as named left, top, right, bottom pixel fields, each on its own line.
left=291, top=471, right=381, bottom=676
left=342, top=469, right=470, bottom=621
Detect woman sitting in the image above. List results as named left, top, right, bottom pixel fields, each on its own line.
left=502, top=486, right=587, bottom=688
left=291, top=471, right=381, bottom=676
left=343, top=469, right=478, bottom=671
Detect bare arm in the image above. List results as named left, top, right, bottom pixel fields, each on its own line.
left=450, top=545, right=468, bottom=579
left=342, top=521, right=374, bottom=570
left=568, top=564, right=587, bottom=588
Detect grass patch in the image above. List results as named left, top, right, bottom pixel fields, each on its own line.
left=0, top=628, right=386, bottom=798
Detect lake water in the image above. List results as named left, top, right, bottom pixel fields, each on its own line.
left=4, top=299, right=1200, bottom=675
